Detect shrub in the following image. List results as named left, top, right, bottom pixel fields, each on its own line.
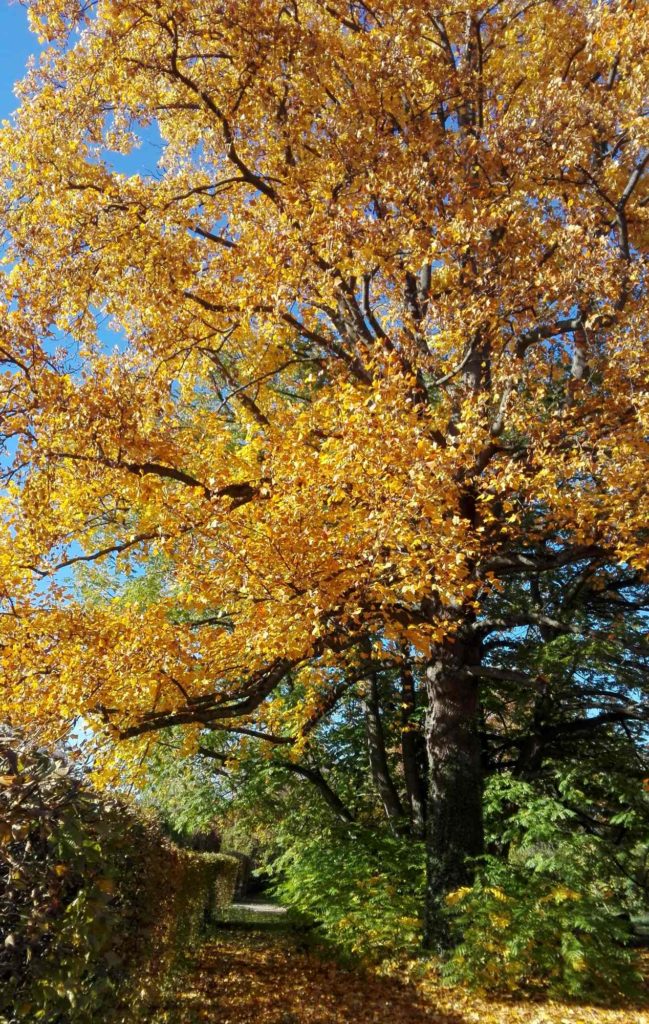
left=270, top=821, right=425, bottom=961
left=443, top=774, right=642, bottom=1000
left=444, top=858, right=641, bottom=999
left=0, top=732, right=237, bottom=1023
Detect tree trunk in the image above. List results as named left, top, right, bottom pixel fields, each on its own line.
left=361, top=672, right=407, bottom=830
left=400, top=662, right=426, bottom=838
left=423, top=638, right=484, bottom=950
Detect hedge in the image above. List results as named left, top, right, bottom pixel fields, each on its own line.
left=0, top=732, right=238, bottom=1024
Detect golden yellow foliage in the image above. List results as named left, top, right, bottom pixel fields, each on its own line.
left=0, top=0, right=647, bottom=761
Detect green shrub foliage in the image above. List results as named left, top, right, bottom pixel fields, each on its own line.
left=270, top=821, right=425, bottom=961
left=444, top=773, right=643, bottom=999
left=0, top=733, right=237, bottom=1023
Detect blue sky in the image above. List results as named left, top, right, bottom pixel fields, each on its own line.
left=0, top=4, right=38, bottom=122
left=0, top=4, right=160, bottom=174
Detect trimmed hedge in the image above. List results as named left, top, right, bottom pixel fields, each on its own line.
left=0, top=733, right=238, bottom=1023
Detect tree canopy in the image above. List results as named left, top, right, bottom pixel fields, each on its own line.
left=0, top=0, right=647, bottom=944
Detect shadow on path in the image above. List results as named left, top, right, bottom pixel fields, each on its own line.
left=166, top=925, right=466, bottom=1024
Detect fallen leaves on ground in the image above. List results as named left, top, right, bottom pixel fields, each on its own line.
left=157, top=931, right=649, bottom=1024
left=160, top=930, right=452, bottom=1023
left=415, top=966, right=649, bottom=1024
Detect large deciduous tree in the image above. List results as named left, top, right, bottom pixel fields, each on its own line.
left=0, top=0, right=647, bottom=944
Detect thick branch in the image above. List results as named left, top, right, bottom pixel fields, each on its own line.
left=274, top=760, right=355, bottom=823
left=118, top=658, right=292, bottom=738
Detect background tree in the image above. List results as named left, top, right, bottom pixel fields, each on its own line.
left=0, top=0, right=648, bottom=945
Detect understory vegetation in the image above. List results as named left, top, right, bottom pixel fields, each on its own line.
left=0, top=732, right=238, bottom=1024
left=142, top=647, right=649, bottom=1001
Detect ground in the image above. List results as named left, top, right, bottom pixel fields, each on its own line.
left=157, top=903, right=649, bottom=1024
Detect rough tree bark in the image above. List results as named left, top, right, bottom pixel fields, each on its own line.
left=400, top=661, right=427, bottom=838
left=361, top=671, right=407, bottom=830
left=423, top=633, right=484, bottom=949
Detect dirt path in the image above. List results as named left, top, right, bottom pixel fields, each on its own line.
left=156, top=904, right=648, bottom=1024
left=163, top=928, right=461, bottom=1024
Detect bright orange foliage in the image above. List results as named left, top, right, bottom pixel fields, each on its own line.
left=0, top=1, right=647, bottom=763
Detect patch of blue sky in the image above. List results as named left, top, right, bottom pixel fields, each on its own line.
left=101, top=119, right=166, bottom=180
left=39, top=312, right=128, bottom=361
left=0, top=4, right=37, bottom=123
left=90, top=307, right=131, bottom=354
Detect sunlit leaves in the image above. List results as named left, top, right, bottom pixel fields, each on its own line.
left=0, top=0, right=647, bottom=755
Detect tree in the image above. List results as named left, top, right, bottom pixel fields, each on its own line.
left=136, top=592, right=649, bottom=979
left=0, top=0, right=647, bottom=946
